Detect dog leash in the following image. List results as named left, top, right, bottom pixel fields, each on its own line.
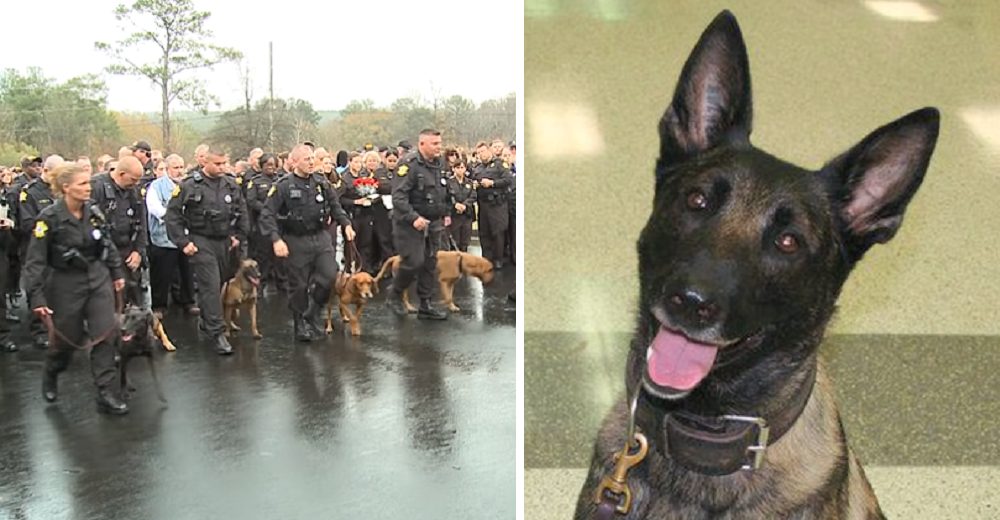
left=40, top=287, right=124, bottom=352
left=593, top=385, right=648, bottom=519
left=345, top=240, right=363, bottom=275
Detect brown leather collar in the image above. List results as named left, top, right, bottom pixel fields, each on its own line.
left=635, top=364, right=816, bottom=476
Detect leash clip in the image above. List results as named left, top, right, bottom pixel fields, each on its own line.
left=720, top=415, right=770, bottom=470
left=593, top=386, right=648, bottom=515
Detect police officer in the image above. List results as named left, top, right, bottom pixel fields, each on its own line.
left=19, top=155, right=63, bottom=349
left=386, top=129, right=449, bottom=320
left=165, top=147, right=249, bottom=355
left=472, top=141, right=513, bottom=268
left=90, top=156, right=147, bottom=307
left=24, top=163, right=128, bottom=414
left=245, top=153, right=286, bottom=293
left=447, top=161, right=477, bottom=252
left=259, top=144, right=355, bottom=341
left=0, top=182, right=17, bottom=352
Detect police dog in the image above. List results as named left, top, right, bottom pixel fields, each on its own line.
left=222, top=258, right=262, bottom=339
left=574, top=11, right=938, bottom=519
left=374, top=251, right=495, bottom=312
left=118, top=306, right=167, bottom=402
left=326, top=271, right=375, bottom=336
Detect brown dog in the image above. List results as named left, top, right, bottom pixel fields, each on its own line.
left=326, top=271, right=375, bottom=336
left=222, top=259, right=262, bottom=339
left=373, top=251, right=494, bottom=312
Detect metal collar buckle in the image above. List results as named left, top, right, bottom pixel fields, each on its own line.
left=720, top=415, right=770, bottom=470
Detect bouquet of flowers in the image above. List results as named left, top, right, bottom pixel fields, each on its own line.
left=354, top=177, right=380, bottom=199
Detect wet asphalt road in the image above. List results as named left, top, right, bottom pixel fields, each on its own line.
left=0, top=260, right=515, bottom=519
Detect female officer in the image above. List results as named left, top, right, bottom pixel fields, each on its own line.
left=339, top=152, right=378, bottom=273
left=24, top=163, right=128, bottom=414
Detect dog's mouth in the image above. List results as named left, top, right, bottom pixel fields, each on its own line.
left=247, top=276, right=260, bottom=287
left=642, top=311, right=765, bottom=400
left=121, top=332, right=135, bottom=342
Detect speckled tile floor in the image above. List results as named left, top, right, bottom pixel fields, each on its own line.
left=525, top=0, right=1000, bottom=518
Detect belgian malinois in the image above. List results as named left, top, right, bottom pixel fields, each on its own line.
left=574, top=11, right=938, bottom=519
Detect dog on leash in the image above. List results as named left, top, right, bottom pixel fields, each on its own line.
left=574, top=11, right=938, bottom=519
left=374, top=251, right=495, bottom=312
left=118, top=306, right=167, bottom=402
left=222, top=258, right=263, bottom=339
left=326, top=271, right=375, bottom=336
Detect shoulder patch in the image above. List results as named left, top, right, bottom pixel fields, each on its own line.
left=267, top=185, right=277, bottom=198
left=33, top=220, right=48, bottom=239
left=247, top=180, right=253, bottom=190
left=236, top=176, right=243, bottom=185
left=19, top=191, right=27, bottom=202
left=140, top=187, right=147, bottom=197
left=171, top=184, right=181, bottom=198
left=397, top=165, right=409, bottom=177
left=503, top=161, right=510, bottom=169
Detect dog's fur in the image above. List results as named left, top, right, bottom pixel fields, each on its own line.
left=118, top=306, right=167, bottom=402
left=574, top=11, right=938, bottom=519
left=326, top=271, right=375, bottom=336
left=222, top=259, right=262, bottom=339
left=374, top=251, right=495, bottom=312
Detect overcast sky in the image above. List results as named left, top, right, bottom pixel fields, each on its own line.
left=2, top=0, right=519, bottom=112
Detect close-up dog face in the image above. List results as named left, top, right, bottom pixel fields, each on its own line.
left=240, top=259, right=261, bottom=287
left=465, top=254, right=495, bottom=285
left=351, top=272, right=375, bottom=300
left=120, top=306, right=153, bottom=346
left=631, top=12, right=939, bottom=401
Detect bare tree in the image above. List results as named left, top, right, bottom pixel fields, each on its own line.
left=95, top=0, right=241, bottom=151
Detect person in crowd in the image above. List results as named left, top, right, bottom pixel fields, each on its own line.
left=90, top=156, right=147, bottom=307
left=446, top=160, right=477, bottom=252
left=471, top=141, right=512, bottom=269
left=245, top=153, right=286, bottom=293
left=146, top=154, right=197, bottom=316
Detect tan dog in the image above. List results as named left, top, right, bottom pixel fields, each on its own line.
left=374, top=251, right=494, bottom=312
left=222, top=259, right=262, bottom=339
left=326, top=271, right=375, bottom=336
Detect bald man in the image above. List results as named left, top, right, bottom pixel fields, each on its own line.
left=258, top=144, right=354, bottom=341
left=91, top=156, right=148, bottom=307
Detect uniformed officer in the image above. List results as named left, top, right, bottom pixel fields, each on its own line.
left=374, top=150, right=399, bottom=261
left=258, top=144, right=355, bottom=342
left=447, top=161, right=477, bottom=252
left=165, top=147, right=249, bottom=355
left=472, top=141, right=513, bottom=268
left=19, top=155, right=63, bottom=349
left=24, top=163, right=128, bottom=414
left=245, top=153, right=286, bottom=293
left=0, top=182, right=17, bottom=352
left=386, top=129, right=449, bottom=320
left=90, top=156, right=147, bottom=307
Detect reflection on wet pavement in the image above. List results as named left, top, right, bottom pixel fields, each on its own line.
left=0, top=259, right=515, bottom=519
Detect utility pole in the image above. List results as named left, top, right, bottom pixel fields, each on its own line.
left=268, top=41, right=274, bottom=150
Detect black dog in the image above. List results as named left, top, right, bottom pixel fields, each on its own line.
left=119, top=306, right=167, bottom=403
left=575, top=11, right=938, bottom=519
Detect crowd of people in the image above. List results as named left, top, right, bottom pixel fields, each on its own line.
left=0, top=131, right=516, bottom=415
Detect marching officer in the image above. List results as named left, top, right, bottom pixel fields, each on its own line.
left=90, top=156, right=147, bottom=306
left=385, top=129, right=449, bottom=320
left=24, top=163, right=128, bottom=414
left=165, top=147, right=248, bottom=355
left=472, top=141, right=513, bottom=268
left=258, top=144, right=355, bottom=342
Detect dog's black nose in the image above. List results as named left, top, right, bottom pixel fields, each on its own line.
left=668, top=290, right=721, bottom=327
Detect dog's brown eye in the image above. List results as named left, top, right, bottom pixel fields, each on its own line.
left=687, top=191, right=708, bottom=210
left=775, top=233, right=799, bottom=254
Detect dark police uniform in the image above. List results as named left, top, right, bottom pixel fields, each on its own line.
left=19, top=178, right=56, bottom=347
left=245, top=170, right=285, bottom=291
left=90, top=173, right=148, bottom=306
left=389, top=152, right=449, bottom=319
left=373, top=166, right=396, bottom=264
left=446, top=174, right=477, bottom=252
left=0, top=188, right=17, bottom=352
left=339, top=170, right=381, bottom=274
left=165, top=171, right=248, bottom=354
left=258, top=171, right=351, bottom=341
left=23, top=200, right=128, bottom=414
left=472, top=157, right=513, bottom=267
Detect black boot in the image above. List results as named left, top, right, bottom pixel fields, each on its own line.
left=303, top=299, right=325, bottom=337
left=42, top=368, right=58, bottom=402
left=2, top=340, right=17, bottom=353
left=214, top=334, right=234, bottom=355
left=417, top=299, right=448, bottom=321
left=5, top=309, right=20, bottom=323
left=33, top=335, right=49, bottom=350
left=294, top=314, right=314, bottom=342
left=96, top=387, right=129, bottom=415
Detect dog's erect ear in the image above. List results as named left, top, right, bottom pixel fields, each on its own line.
left=657, top=10, right=752, bottom=186
left=823, top=107, right=940, bottom=260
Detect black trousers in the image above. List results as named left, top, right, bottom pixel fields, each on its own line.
left=149, top=244, right=195, bottom=309
left=250, top=230, right=285, bottom=290
left=372, top=204, right=395, bottom=267
left=349, top=209, right=377, bottom=275
left=284, top=231, right=339, bottom=314
left=117, top=247, right=144, bottom=307
left=392, top=219, right=443, bottom=302
left=44, top=265, right=118, bottom=389
left=448, top=213, right=473, bottom=252
left=187, top=235, right=233, bottom=337
left=478, top=200, right=509, bottom=263
left=0, top=244, right=12, bottom=344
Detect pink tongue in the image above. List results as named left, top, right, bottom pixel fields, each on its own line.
left=647, top=327, right=719, bottom=391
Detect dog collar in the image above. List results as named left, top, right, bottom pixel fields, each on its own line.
left=636, top=364, right=816, bottom=476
